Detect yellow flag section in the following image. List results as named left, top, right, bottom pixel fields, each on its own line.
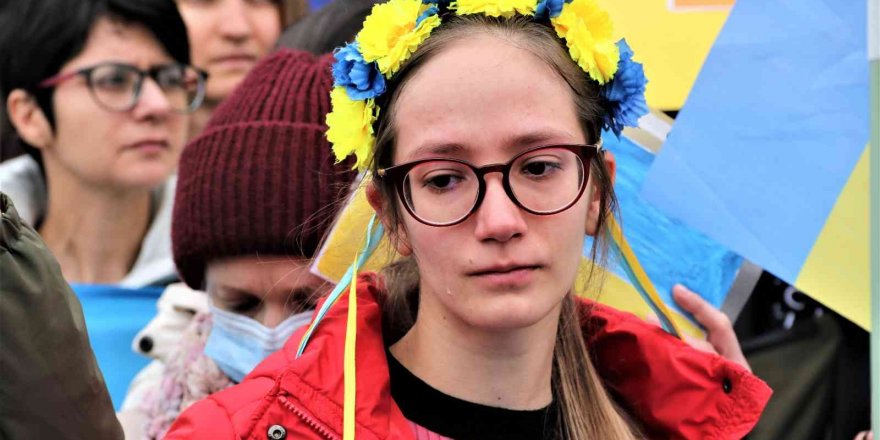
left=796, top=145, right=871, bottom=331
left=312, top=181, right=398, bottom=281
left=597, top=0, right=732, bottom=110
left=311, top=179, right=705, bottom=339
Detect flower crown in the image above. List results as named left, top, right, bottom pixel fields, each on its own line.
left=327, top=0, right=649, bottom=172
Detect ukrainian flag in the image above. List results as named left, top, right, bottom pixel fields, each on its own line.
left=597, top=0, right=735, bottom=110
left=641, top=0, right=871, bottom=330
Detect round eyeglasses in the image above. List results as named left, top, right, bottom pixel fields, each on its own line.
left=38, top=62, right=208, bottom=113
left=377, top=144, right=601, bottom=227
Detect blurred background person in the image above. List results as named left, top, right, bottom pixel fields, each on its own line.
left=118, top=49, right=356, bottom=439
left=0, top=0, right=312, bottom=285
left=177, top=0, right=309, bottom=139
left=0, top=0, right=205, bottom=286
left=116, top=5, right=388, bottom=435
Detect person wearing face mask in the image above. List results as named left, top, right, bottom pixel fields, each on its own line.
left=175, top=0, right=308, bottom=140
left=117, top=48, right=355, bottom=439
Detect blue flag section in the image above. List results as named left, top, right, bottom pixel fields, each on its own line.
left=641, top=0, right=868, bottom=283
left=639, top=0, right=870, bottom=329
left=586, top=132, right=743, bottom=318
left=71, top=284, right=163, bottom=410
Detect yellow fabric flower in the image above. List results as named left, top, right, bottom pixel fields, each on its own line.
left=451, top=0, right=536, bottom=17
left=357, top=0, right=441, bottom=76
left=551, top=0, right=619, bottom=84
left=326, top=87, right=377, bottom=171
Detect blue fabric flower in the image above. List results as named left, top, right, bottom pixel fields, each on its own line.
left=332, top=42, right=386, bottom=100
left=602, top=39, right=648, bottom=137
left=535, top=0, right=567, bottom=19
left=416, top=4, right=439, bottom=26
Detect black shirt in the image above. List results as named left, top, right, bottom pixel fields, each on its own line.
left=387, top=350, right=560, bottom=440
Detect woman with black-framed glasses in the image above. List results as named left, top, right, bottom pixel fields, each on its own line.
left=0, top=0, right=195, bottom=287
left=37, top=62, right=207, bottom=114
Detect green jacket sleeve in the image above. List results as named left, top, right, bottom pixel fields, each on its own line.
left=0, top=192, right=123, bottom=439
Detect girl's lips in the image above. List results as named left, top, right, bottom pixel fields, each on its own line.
left=469, top=264, right=542, bottom=276
left=469, top=266, right=540, bottom=288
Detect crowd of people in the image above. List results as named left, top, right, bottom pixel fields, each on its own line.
left=0, top=0, right=871, bottom=439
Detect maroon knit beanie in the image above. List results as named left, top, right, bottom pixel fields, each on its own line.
left=172, top=49, right=356, bottom=289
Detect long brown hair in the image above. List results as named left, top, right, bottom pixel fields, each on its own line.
left=371, top=14, right=638, bottom=440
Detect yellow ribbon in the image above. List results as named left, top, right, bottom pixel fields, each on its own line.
left=343, top=253, right=358, bottom=439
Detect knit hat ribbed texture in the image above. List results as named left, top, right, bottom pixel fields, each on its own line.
left=172, top=49, right=355, bottom=289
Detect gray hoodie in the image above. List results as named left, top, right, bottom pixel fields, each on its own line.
left=0, top=155, right=177, bottom=286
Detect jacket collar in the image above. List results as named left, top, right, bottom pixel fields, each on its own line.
left=259, top=273, right=770, bottom=439
left=263, top=273, right=408, bottom=439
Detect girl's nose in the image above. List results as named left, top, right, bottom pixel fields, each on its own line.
left=472, top=175, right=528, bottom=242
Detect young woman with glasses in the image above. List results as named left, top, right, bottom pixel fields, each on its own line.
left=0, top=0, right=205, bottom=286
left=166, top=2, right=770, bottom=439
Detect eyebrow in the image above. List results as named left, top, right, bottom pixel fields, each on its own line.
left=505, top=130, right=579, bottom=150
left=213, top=285, right=263, bottom=300
left=405, top=129, right=576, bottom=162
left=406, top=142, right=469, bottom=161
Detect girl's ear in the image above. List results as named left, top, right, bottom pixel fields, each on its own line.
left=585, top=150, right=617, bottom=236
left=366, top=183, right=412, bottom=256
left=7, top=89, right=54, bottom=150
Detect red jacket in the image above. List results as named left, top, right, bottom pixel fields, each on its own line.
left=165, top=274, right=771, bottom=440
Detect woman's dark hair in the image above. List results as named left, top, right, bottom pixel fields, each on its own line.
left=0, top=0, right=190, bottom=166
left=279, top=0, right=310, bottom=28
left=275, top=0, right=382, bottom=54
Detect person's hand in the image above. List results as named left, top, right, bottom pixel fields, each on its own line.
left=854, top=431, right=873, bottom=440
left=648, top=284, right=751, bottom=372
left=673, top=284, right=750, bottom=371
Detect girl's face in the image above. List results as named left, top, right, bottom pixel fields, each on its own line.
left=388, top=35, right=593, bottom=332
left=205, top=256, right=324, bottom=327
left=177, top=0, right=281, bottom=102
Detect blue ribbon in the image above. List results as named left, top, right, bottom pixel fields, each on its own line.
left=297, top=215, right=385, bottom=357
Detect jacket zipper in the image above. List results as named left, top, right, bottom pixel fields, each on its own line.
left=278, top=394, right=341, bottom=440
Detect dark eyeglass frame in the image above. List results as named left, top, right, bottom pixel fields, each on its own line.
left=37, top=61, right=209, bottom=114
left=377, top=143, right=602, bottom=227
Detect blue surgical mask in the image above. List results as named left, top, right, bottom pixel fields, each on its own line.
left=204, top=304, right=312, bottom=382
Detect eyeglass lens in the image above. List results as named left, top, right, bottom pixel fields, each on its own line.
left=400, top=147, right=586, bottom=225
left=88, top=64, right=203, bottom=112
